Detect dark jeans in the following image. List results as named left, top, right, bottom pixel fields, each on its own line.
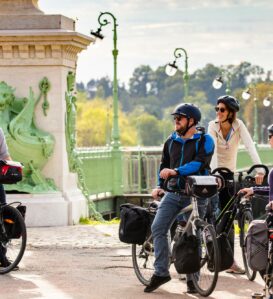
left=0, top=183, right=7, bottom=264
left=0, top=184, right=6, bottom=204
left=210, top=172, right=235, bottom=253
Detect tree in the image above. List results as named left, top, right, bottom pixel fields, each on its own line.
left=76, top=98, right=137, bottom=147
left=129, top=65, right=153, bottom=97
left=129, top=107, right=163, bottom=146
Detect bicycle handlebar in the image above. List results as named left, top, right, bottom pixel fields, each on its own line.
left=163, top=174, right=224, bottom=193
left=246, top=164, right=269, bottom=176
left=163, top=175, right=180, bottom=193
left=211, top=167, right=233, bottom=175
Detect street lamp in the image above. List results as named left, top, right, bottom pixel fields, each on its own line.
left=212, top=76, right=223, bottom=90
left=212, top=70, right=233, bottom=94
left=263, top=93, right=272, bottom=107
left=91, top=12, right=123, bottom=195
left=91, top=12, right=120, bottom=149
left=242, top=87, right=259, bottom=143
left=165, top=48, right=189, bottom=98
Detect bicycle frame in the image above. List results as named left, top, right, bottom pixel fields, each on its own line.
left=179, top=196, right=200, bottom=237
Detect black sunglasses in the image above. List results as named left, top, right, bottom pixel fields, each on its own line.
left=215, top=106, right=226, bottom=113
left=269, top=135, right=273, bottom=140
left=173, top=115, right=185, bottom=121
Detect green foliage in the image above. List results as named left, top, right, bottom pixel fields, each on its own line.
left=129, top=111, right=163, bottom=146
left=79, top=216, right=120, bottom=225
left=76, top=61, right=273, bottom=147
left=76, top=98, right=137, bottom=147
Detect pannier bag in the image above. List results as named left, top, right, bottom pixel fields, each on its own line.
left=0, top=160, right=23, bottom=184
left=207, top=232, right=233, bottom=272
left=173, top=233, right=200, bottom=274
left=245, top=219, right=268, bottom=271
left=3, top=204, right=26, bottom=239
left=185, top=176, right=218, bottom=198
left=119, top=203, right=150, bottom=245
left=217, top=233, right=233, bottom=271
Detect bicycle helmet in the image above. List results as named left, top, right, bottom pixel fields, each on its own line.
left=268, top=124, right=273, bottom=136
left=217, top=95, right=240, bottom=112
left=171, top=103, right=201, bottom=124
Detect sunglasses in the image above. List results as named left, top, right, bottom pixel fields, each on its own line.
left=215, top=106, right=226, bottom=113
left=269, top=135, right=273, bottom=140
left=173, top=115, right=185, bottom=121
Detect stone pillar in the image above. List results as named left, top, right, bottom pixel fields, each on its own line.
left=0, top=0, right=94, bottom=226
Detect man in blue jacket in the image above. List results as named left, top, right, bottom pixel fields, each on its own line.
left=144, top=103, right=215, bottom=294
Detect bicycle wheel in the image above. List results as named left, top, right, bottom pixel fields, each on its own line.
left=240, top=209, right=256, bottom=281
left=192, top=220, right=219, bottom=297
left=132, top=232, right=155, bottom=286
left=0, top=205, right=27, bottom=274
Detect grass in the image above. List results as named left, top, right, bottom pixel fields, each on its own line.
left=234, top=222, right=249, bottom=234
left=79, top=217, right=120, bottom=225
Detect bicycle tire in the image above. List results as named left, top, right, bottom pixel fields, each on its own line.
left=192, top=220, right=219, bottom=297
left=0, top=205, right=27, bottom=274
left=240, top=209, right=257, bottom=281
left=132, top=232, right=155, bottom=286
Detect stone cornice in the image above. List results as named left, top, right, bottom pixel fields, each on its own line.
left=0, top=15, right=75, bottom=30
left=0, top=30, right=94, bottom=67
left=0, top=30, right=94, bottom=46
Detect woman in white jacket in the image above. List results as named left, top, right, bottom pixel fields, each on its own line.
left=208, top=95, right=264, bottom=274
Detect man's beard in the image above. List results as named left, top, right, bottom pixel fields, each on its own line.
left=176, top=124, right=187, bottom=136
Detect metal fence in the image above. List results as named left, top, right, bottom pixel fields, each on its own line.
left=77, top=144, right=273, bottom=198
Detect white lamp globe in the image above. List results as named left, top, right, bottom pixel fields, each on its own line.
left=242, top=90, right=251, bottom=100
left=165, top=63, right=177, bottom=77
left=212, top=78, right=223, bottom=89
left=263, top=97, right=271, bottom=107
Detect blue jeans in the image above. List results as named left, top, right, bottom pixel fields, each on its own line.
left=151, top=192, right=208, bottom=280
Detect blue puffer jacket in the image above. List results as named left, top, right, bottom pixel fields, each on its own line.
left=158, top=131, right=215, bottom=189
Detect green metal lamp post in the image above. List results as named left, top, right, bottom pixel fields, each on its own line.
left=91, top=12, right=122, bottom=195
left=91, top=12, right=120, bottom=149
left=242, top=87, right=259, bottom=143
left=165, top=48, right=189, bottom=98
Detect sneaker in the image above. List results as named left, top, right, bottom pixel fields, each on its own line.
left=0, top=258, right=10, bottom=267
left=187, top=280, right=197, bottom=294
left=144, top=274, right=171, bottom=293
left=225, top=263, right=245, bottom=274
left=178, top=273, right=186, bottom=281
left=0, top=259, right=19, bottom=271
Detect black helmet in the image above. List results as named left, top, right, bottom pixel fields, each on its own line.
left=268, top=124, right=273, bottom=136
left=217, top=95, right=240, bottom=112
left=171, top=103, right=201, bottom=124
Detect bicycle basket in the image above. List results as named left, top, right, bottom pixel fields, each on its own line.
left=3, top=205, right=26, bottom=239
left=0, top=160, right=23, bottom=184
left=185, top=176, right=218, bottom=198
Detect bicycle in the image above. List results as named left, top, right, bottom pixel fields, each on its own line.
left=211, top=164, right=269, bottom=281
left=0, top=202, right=27, bottom=274
left=251, top=206, right=273, bottom=299
left=132, top=174, right=221, bottom=297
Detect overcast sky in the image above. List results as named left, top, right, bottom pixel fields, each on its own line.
left=39, top=0, right=273, bottom=86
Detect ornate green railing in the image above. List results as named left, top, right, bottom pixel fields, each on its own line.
left=77, top=144, right=272, bottom=199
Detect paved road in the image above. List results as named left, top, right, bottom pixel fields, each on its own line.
left=1, top=224, right=267, bottom=299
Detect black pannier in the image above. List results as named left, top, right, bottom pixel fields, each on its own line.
left=0, top=160, right=23, bottom=184
left=173, top=233, right=200, bottom=274
left=207, top=233, right=233, bottom=272
left=185, top=176, right=218, bottom=198
left=119, top=203, right=150, bottom=245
